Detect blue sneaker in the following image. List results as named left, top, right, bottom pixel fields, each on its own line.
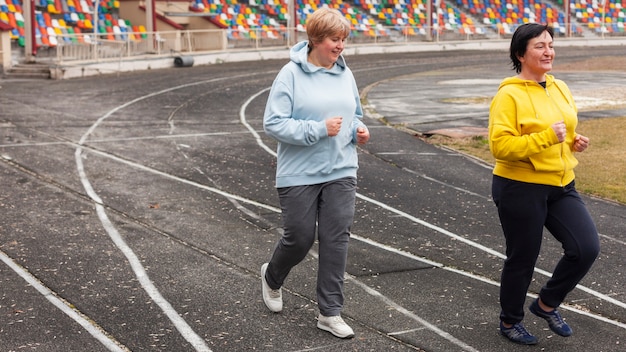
left=529, top=299, right=572, bottom=337
left=500, top=321, right=538, bottom=345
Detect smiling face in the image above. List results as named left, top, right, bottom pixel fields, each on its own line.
left=309, top=34, right=347, bottom=69
left=519, top=30, right=555, bottom=82
left=305, top=8, right=351, bottom=69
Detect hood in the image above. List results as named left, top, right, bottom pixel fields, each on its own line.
left=289, top=40, right=347, bottom=74
left=497, top=74, right=557, bottom=89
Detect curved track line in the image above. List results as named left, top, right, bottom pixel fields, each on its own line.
left=311, top=250, right=481, bottom=352
left=91, top=203, right=211, bottom=351
left=72, top=77, right=257, bottom=352
left=0, top=249, right=127, bottom=352
left=348, top=275, right=481, bottom=352
left=355, top=194, right=626, bottom=310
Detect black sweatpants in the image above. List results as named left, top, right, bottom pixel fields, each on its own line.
left=492, top=175, right=600, bottom=324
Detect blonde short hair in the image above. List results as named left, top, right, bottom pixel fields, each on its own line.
left=306, top=7, right=351, bottom=46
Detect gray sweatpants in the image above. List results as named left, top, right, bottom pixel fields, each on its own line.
left=265, top=177, right=356, bottom=316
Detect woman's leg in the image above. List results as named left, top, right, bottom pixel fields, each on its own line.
left=265, top=184, right=320, bottom=289
left=540, top=182, right=600, bottom=308
left=316, top=177, right=356, bottom=316
left=492, top=176, right=547, bottom=324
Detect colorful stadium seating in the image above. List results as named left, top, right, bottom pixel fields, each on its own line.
left=1, top=0, right=624, bottom=48
left=574, top=0, right=625, bottom=33
left=0, top=0, right=132, bottom=47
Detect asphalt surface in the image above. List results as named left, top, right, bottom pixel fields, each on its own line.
left=0, top=45, right=625, bottom=352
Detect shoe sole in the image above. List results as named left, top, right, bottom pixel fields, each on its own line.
left=317, top=322, right=355, bottom=339
left=499, top=330, right=538, bottom=345
left=529, top=303, right=572, bottom=337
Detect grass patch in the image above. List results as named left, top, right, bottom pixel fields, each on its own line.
left=426, top=116, right=626, bottom=205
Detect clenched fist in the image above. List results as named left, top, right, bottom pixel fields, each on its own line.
left=573, top=134, right=590, bottom=152
left=551, top=121, right=566, bottom=143
left=326, top=117, right=343, bottom=137
left=356, top=127, right=370, bottom=144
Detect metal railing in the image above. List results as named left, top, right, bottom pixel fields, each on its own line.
left=49, top=22, right=623, bottom=65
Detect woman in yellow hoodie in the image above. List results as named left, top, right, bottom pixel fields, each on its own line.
left=489, top=23, right=599, bottom=345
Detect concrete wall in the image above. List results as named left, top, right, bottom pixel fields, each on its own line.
left=119, top=0, right=222, bottom=31
left=117, top=0, right=225, bottom=50
left=0, top=30, right=11, bottom=72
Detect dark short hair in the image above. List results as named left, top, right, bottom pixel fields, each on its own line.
left=509, top=23, right=554, bottom=73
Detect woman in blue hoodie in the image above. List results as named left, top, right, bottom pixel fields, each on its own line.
left=260, top=7, right=370, bottom=339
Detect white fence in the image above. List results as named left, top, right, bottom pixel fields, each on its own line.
left=47, top=22, right=624, bottom=66
left=54, top=29, right=229, bottom=64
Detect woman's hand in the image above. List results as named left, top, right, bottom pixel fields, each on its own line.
left=356, top=127, right=370, bottom=144
left=552, top=121, right=566, bottom=142
left=573, top=134, right=590, bottom=152
left=326, top=117, right=342, bottom=137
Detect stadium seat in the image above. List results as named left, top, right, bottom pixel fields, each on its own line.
left=3, top=0, right=625, bottom=49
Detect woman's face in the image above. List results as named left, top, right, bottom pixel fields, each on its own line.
left=520, top=30, right=555, bottom=77
left=311, top=34, right=346, bottom=68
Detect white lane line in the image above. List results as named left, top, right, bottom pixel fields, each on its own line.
left=399, top=167, right=489, bottom=199
left=0, top=249, right=127, bottom=352
left=599, top=233, right=626, bottom=246
left=354, top=234, right=626, bottom=330
left=355, top=193, right=626, bottom=310
left=92, top=203, right=211, bottom=351
left=239, top=87, right=276, bottom=156
left=0, top=141, right=68, bottom=147
left=308, top=248, right=480, bottom=351
left=73, top=77, right=258, bottom=352
left=377, top=152, right=444, bottom=155
left=80, top=145, right=280, bottom=214
left=239, top=89, right=626, bottom=324
left=349, top=275, right=480, bottom=352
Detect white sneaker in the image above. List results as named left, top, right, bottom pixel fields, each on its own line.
left=317, top=314, right=355, bottom=339
left=261, top=263, right=282, bottom=312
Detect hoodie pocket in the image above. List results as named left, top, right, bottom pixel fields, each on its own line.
left=527, top=145, right=564, bottom=172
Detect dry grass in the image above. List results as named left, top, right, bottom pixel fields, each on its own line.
left=575, top=116, right=626, bottom=204
left=426, top=116, right=626, bottom=205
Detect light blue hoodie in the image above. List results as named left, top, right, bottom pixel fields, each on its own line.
left=264, top=41, right=366, bottom=188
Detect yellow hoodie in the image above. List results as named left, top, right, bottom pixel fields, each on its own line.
left=489, top=74, right=579, bottom=187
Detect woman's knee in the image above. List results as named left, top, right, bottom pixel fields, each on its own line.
left=280, top=228, right=315, bottom=254
left=565, top=233, right=600, bottom=265
left=581, top=236, right=600, bottom=264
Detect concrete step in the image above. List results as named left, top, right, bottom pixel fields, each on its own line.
left=4, top=63, right=51, bottom=79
